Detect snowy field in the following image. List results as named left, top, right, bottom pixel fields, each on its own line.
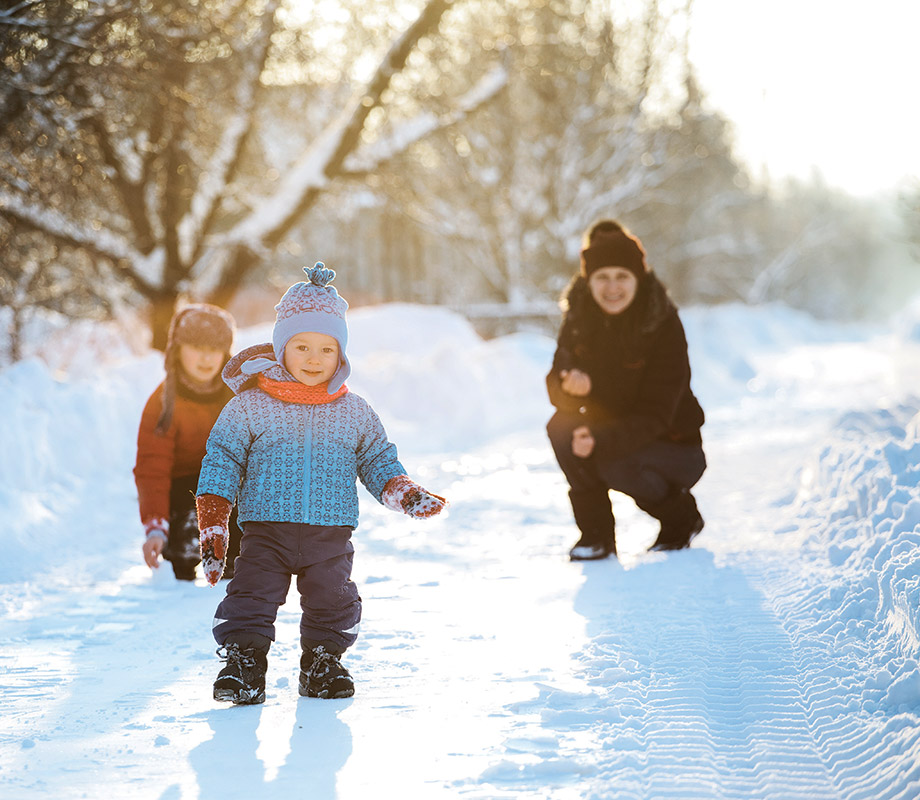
left=2, top=300, right=920, bottom=799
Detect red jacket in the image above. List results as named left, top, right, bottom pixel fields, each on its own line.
left=134, top=381, right=231, bottom=529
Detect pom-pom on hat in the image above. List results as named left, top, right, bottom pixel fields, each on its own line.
left=580, top=222, right=648, bottom=280
left=156, top=303, right=236, bottom=434
left=272, top=262, right=350, bottom=393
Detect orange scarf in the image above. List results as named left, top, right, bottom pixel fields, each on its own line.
left=257, top=373, right=348, bottom=405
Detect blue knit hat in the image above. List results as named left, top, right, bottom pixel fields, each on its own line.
left=272, top=263, right=350, bottom=393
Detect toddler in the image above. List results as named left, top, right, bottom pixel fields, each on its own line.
left=196, top=264, right=447, bottom=704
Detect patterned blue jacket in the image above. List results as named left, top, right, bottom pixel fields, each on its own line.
left=198, top=344, right=406, bottom=528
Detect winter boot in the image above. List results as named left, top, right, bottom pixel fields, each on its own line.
left=165, top=507, right=201, bottom=581
left=567, top=489, right=616, bottom=561
left=171, top=534, right=200, bottom=581
left=569, top=532, right=617, bottom=561
left=647, top=489, right=704, bottom=552
left=299, top=641, right=355, bottom=699
left=213, top=635, right=270, bottom=705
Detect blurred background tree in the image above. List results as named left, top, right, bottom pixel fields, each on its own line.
left=0, top=0, right=501, bottom=348
left=1, top=0, right=916, bottom=362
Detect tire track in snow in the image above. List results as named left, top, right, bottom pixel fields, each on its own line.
left=426, top=433, right=840, bottom=798
left=751, top=561, right=920, bottom=800
left=697, top=399, right=920, bottom=800
left=485, top=552, right=841, bottom=799
left=463, top=408, right=920, bottom=798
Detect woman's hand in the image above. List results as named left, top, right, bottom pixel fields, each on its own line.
left=572, top=425, right=596, bottom=458
left=560, top=368, right=591, bottom=397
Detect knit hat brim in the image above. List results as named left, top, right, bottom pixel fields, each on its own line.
left=271, top=264, right=351, bottom=395
left=580, top=229, right=647, bottom=280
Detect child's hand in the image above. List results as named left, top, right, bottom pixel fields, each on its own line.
left=142, top=519, right=169, bottom=569
left=142, top=534, right=166, bottom=569
left=382, top=475, right=448, bottom=519
left=196, top=494, right=233, bottom=586
left=200, top=525, right=229, bottom=586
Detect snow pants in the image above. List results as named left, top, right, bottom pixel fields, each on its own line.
left=165, top=474, right=242, bottom=580
left=212, top=521, right=361, bottom=654
left=547, top=410, right=706, bottom=541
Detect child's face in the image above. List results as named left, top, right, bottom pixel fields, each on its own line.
left=284, top=332, right=340, bottom=386
left=178, top=343, right=224, bottom=383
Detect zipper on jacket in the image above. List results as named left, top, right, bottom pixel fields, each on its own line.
left=302, top=405, right=313, bottom=522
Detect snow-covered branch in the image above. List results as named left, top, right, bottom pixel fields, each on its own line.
left=216, top=107, right=340, bottom=248
left=0, top=190, right=139, bottom=265
left=177, top=0, right=279, bottom=263
left=217, top=0, right=454, bottom=250
left=341, top=64, right=509, bottom=177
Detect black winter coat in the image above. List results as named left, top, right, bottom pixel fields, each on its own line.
left=546, top=272, right=704, bottom=459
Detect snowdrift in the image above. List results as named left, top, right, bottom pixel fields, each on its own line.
left=3, top=300, right=920, bottom=798
left=0, top=301, right=914, bottom=589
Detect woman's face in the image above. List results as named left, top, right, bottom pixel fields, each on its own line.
left=588, top=266, right=638, bottom=315
left=178, top=343, right=224, bottom=383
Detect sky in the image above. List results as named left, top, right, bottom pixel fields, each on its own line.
left=687, top=0, right=920, bottom=197
left=282, top=0, right=917, bottom=198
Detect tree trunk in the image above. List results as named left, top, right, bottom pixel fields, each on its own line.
left=150, top=291, right=181, bottom=352
left=9, top=307, right=23, bottom=363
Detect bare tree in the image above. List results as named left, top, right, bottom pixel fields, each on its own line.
left=0, top=0, right=506, bottom=349
left=0, top=217, right=114, bottom=363
left=363, top=0, right=729, bottom=309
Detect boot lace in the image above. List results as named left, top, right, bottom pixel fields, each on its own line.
left=217, top=643, right=256, bottom=669
left=308, top=646, right=340, bottom=679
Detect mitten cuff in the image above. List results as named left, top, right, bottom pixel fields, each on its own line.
left=382, top=475, right=412, bottom=513
left=196, top=494, right=232, bottom=531
left=144, top=517, right=169, bottom=540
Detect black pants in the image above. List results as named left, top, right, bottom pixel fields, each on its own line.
left=212, top=522, right=361, bottom=654
left=547, top=411, right=706, bottom=542
left=164, top=473, right=242, bottom=580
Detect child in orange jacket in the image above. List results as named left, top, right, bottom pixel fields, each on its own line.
left=134, top=304, right=242, bottom=580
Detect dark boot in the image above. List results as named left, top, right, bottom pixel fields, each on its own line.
left=646, top=489, right=704, bottom=551
left=567, top=489, right=617, bottom=561
left=213, top=634, right=270, bottom=705
left=165, top=507, right=201, bottom=581
left=299, top=640, right=354, bottom=699
left=569, top=532, right=617, bottom=561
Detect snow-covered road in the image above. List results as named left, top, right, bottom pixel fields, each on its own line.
left=2, top=303, right=920, bottom=799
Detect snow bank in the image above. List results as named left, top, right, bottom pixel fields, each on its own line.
left=0, top=304, right=556, bottom=584
left=0, top=354, right=161, bottom=584
left=346, top=304, right=555, bottom=453
left=4, top=299, right=920, bottom=798
left=680, top=301, right=870, bottom=409
left=770, top=403, right=920, bottom=716
left=0, top=300, right=912, bottom=588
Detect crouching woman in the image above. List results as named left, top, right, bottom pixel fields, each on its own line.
left=546, top=220, right=706, bottom=560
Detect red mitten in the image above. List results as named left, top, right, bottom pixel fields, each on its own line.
left=382, top=475, right=448, bottom=519
left=196, top=494, right=232, bottom=586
